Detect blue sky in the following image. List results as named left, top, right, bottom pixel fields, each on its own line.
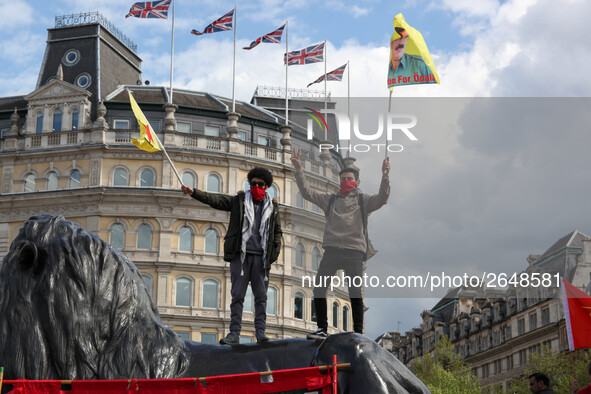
left=2, top=0, right=591, bottom=340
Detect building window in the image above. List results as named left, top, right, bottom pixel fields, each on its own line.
left=201, top=333, right=217, bottom=344
left=113, top=168, right=129, bottom=186
left=204, top=229, right=218, bottom=254
left=113, top=119, right=129, bottom=129
left=518, top=349, right=527, bottom=365
left=63, top=49, right=80, bottom=66
left=179, top=226, right=193, bottom=252
left=181, top=172, right=195, bottom=188
left=69, top=170, right=81, bottom=188
left=177, top=121, right=191, bottom=133
left=71, top=109, right=79, bottom=130
left=311, top=298, right=317, bottom=322
left=110, top=223, right=125, bottom=250
left=202, top=279, right=218, bottom=308
left=175, top=278, right=192, bottom=307
left=36, top=113, right=43, bottom=134
left=517, top=318, right=525, bottom=335
left=267, top=185, right=277, bottom=199
left=140, top=168, right=155, bottom=187
left=177, top=331, right=190, bottom=340
left=239, top=336, right=253, bottom=344
left=204, top=125, right=220, bottom=137
left=46, top=171, right=58, bottom=190
left=295, top=243, right=305, bottom=268
left=332, top=302, right=339, bottom=328
left=24, top=173, right=35, bottom=192
left=343, top=305, right=349, bottom=331
left=258, top=136, right=271, bottom=146
left=75, top=73, right=92, bottom=89
left=141, top=274, right=153, bottom=297
left=267, top=287, right=277, bottom=315
left=296, top=191, right=305, bottom=208
left=137, top=223, right=152, bottom=250
left=236, top=131, right=246, bottom=141
left=312, top=247, right=321, bottom=271
left=206, top=174, right=221, bottom=192
left=243, top=285, right=254, bottom=313
left=529, top=313, right=537, bottom=331
left=506, top=355, right=513, bottom=370
left=52, top=110, right=62, bottom=132
left=294, top=292, right=304, bottom=319
left=541, top=307, right=550, bottom=325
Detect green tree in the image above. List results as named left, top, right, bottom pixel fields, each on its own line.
left=411, top=335, right=481, bottom=394
left=509, top=347, right=591, bottom=394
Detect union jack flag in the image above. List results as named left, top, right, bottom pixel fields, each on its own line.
left=284, top=42, right=325, bottom=66
left=125, top=0, right=170, bottom=19
left=191, top=10, right=234, bottom=36
left=243, top=24, right=286, bottom=50
left=307, top=63, right=347, bottom=87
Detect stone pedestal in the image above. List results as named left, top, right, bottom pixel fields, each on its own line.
left=226, top=112, right=241, bottom=154
left=280, top=125, right=292, bottom=164
left=163, top=103, right=178, bottom=132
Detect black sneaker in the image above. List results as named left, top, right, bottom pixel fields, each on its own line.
left=256, top=329, right=269, bottom=343
left=219, top=332, right=240, bottom=345
left=306, top=328, right=328, bottom=340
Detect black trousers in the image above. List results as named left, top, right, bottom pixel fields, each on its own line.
left=312, top=247, right=365, bottom=334
left=229, top=254, right=269, bottom=334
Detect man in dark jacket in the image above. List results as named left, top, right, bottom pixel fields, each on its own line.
left=291, top=149, right=390, bottom=338
left=181, top=167, right=282, bottom=345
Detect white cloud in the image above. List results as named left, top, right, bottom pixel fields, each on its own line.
left=0, top=0, right=34, bottom=30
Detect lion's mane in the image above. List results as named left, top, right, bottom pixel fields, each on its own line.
left=0, top=214, right=188, bottom=380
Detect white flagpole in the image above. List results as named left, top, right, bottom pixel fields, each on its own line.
left=323, top=40, right=327, bottom=141
left=232, top=5, right=237, bottom=113
left=168, top=0, right=175, bottom=104
left=285, top=21, right=289, bottom=125
left=347, top=60, right=350, bottom=157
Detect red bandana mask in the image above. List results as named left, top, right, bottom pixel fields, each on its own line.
left=339, top=180, right=357, bottom=196
left=250, top=186, right=266, bottom=201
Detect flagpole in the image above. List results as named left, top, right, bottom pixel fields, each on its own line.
left=347, top=60, right=350, bottom=157
left=153, top=130, right=183, bottom=184
left=323, top=40, right=327, bottom=141
left=168, top=0, right=175, bottom=104
left=232, top=5, right=237, bottom=113
left=385, top=89, right=393, bottom=158
left=285, top=21, right=289, bottom=125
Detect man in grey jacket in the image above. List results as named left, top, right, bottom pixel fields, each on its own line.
left=291, top=149, right=390, bottom=337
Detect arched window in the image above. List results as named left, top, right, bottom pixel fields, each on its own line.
left=312, top=247, right=321, bottom=271
left=202, top=279, right=218, bottom=308
left=343, top=305, right=350, bottom=331
left=69, top=170, right=81, bottom=188
left=296, top=191, right=305, bottom=208
left=140, top=168, right=155, bottom=187
left=71, top=109, right=79, bottom=130
left=295, top=243, right=305, bottom=268
left=36, top=113, right=43, bottom=134
left=113, top=168, right=129, bottom=186
left=244, top=285, right=254, bottom=312
left=267, top=185, right=277, bottom=199
left=46, top=171, right=58, bottom=190
left=110, top=223, right=125, bottom=249
left=137, top=223, right=152, bottom=250
left=24, top=174, right=35, bottom=192
left=204, top=229, right=218, bottom=254
left=52, top=109, right=62, bottom=132
left=267, top=287, right=277, bottom=315
left=182, top=172, right=195, bottom=188
left=176, top=278, right=192, bottom=307
left=294, top=292, right=304, bottom=320
left=206, top=174, right=221, bottom=192
left=311, top=297, right=317, bottom=322
left=179, top=226, right=193, bottom=252
left=333, top=302, right=339, bottom=328
left=141, top=274, right=153, bottom=297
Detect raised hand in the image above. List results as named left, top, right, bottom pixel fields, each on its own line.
left=181, top=184, right=194, bottom=196
left=291, top=148, right=302, bottom=171
left=382, top=157, right=390, bottom=178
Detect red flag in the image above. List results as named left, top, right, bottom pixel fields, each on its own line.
left=562, top=278, right=591, bottom=350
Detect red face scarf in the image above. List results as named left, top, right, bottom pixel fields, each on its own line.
left=250, top=186, right=266, bottom=201
left=339, top=180, right=357, bottom=196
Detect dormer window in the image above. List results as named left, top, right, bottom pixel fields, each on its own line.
left=75, top=73, right=91, bottom=89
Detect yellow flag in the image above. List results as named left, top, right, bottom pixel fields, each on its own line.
left=388, top=13, right=440, bottom=90
left=128, top=91, right=162, bottom=152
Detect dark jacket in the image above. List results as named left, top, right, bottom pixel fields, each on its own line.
left=191, top=189, right=282, bottom=269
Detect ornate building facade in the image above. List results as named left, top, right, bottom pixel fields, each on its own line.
left=377, top=230, right=591, bottom=390
left=0, top=12, right=354, bottom=344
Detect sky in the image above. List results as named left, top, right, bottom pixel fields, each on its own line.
left=1, top=0, right=591, bottom=340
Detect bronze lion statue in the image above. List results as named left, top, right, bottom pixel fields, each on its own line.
left=0, top=214, right=429, bottom=393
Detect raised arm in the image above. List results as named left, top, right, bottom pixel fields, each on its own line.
left=364, top=157, right=391, bottom=213
left=181, top=184, right=234, bottom=211
left=291, top=148, right=332, bottom=211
